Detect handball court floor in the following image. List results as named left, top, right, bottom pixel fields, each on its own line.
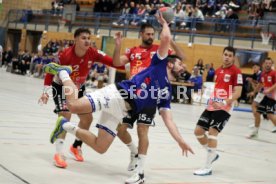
left=0, top=68, right=276, bottom=184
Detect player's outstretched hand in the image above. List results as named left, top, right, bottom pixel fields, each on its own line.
left=178, top=140, right=194, bottom=157
left=38, top=93, right=49, bottom=105
left=114, top=32, right=123, bottom=46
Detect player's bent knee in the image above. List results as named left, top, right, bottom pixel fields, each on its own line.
left=96, top=147, right=108, bottom=154
left=194, top=128, right=204, bottom=136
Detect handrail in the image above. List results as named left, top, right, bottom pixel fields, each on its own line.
left=6, top=9, right=276, bottom=50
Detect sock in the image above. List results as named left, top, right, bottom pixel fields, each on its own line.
left=62, top=121, right=79, bottom=136
left=203, top=144, right=208, bottom=150
left=55, top=138, right=64, bottom=154
left=73, top=139, right=83, bottom=148
left=205, top=147, right=217, bottom=169
left=58, top=70, right=71, bottom=82
left=138, top=154, right=146, bottom=174
left=127, top=141, right=138, bottom=154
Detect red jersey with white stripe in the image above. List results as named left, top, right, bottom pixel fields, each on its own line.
left=260, top=70, right=276, bottom=100
left=125, top=44, right=172, bottom=78
left=44, top=46, right=113, bottom=88
left=207, top=64, right=243, bottom=112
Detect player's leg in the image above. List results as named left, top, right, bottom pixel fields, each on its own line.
left=52, top=111, right=71, bottom=168
left=51, top=116, right=116, bottom=154
left=248, top=98, right=265, bottom=138
left=194, top=110, right=230, bottom=176
left=69, top=113, right=93, bottom=162
left=51, top=82, right=72, bottom=168
left=117, top=115, right=138, bottom=171
left=126, top=108, right=155, bottom=184
left=70, top=84, right=93, bottom=161
left=194, top=110, right=210, bottom=147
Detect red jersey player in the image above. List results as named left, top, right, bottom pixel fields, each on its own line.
left=248, top=57, right=276, bottom=138
left=38, top=28, right=119, bottom=168
left=193, top=46, right=243, bottom=176
left=113, top=23, right=185, bottom=184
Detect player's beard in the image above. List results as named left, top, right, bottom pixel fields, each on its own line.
left=265, top=66, right=271, bottom=72
left=171, top=69, right=180, bottom=80
left=143, top=38, right=153, bottom=46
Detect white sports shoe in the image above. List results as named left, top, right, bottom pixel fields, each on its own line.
left=271, top=126, right=276, bottom=133
left=193, top=168, right=212, bottom=176
left=247, top=129, right=258, bottom=138
left=125, top=172, right=145, bottom=184
left=248, top=123, right=255, bottom=128
left=128, top=153, right=138, bottom=171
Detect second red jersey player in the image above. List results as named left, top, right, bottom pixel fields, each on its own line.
left=44, top=46, right=113, bottom=88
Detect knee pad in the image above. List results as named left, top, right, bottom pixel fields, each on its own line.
left=208, top=135, right=218, bottom=140
left=196, top=134, right=206, bottom=139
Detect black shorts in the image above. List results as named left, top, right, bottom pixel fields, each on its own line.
left=257, top=96, right=276, bottom=114
left=197, top=110, right=231, bottom=132
left=122, top=107, right=156, bottom=129
left=52, top=82, right=85, bottom=113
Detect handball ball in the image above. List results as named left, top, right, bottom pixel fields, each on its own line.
left=159, top=7, right=174, bottom=23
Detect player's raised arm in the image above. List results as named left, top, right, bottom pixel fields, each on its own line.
left=113, top=32, right=129, bottom=67
left=155, top=12, right=171, bottom=59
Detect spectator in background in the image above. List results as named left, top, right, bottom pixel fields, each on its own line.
left=12, top=50, right=24, bottom=74
left=94, top=0, right=102, bottom=12
left=195, top=58, right=204, bottom=75
left=197, top=0, right=208, bottom=15
left=131, top=4, right=147, bottom=26
left=205, top=0, right=216, bottom=16
left=224, top=8, right=239, bottom=32
left=183, top=4, right=193, bottom=29
left=51, top=0, right=64, bottom=16
left=2, top=47, right=13, bottom=67
left=214, top=6, right=227, bottom=32
left=248, top=2, right=264, bottom=25
left=29, top=52, right=39, bottom=76
left=191, top=6, right=205, bottom=30
left=186, top=67, right=203, bottom=104
left=172, top=64, right=191, bottom=103
left=20, top=50, right=32, bottom=75
left=43, top=42, right=53, bottom=56
left=91, top=62, right=109, bottom=88
left=173, top=3, right=186, bottom=29
left=190, top=67, right=203, bottom=89
left=206, top=63, right=215, bottom=82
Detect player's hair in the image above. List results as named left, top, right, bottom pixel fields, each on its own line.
left=265, top=57, right=274, bottom=63
left=167, top=55, right=182, bottom=63
left=223, top=46, right=236, bottom=56
left=74, top=28, right=91, bottom=38
left=140, top=23, right=155, bottom=33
